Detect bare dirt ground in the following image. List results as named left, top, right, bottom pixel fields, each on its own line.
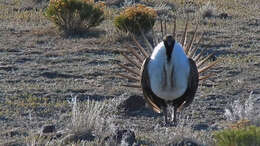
left=0, top=0, right=260, bottom=145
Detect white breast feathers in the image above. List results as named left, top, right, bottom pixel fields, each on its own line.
left=148, top=41, right=190, bottom=101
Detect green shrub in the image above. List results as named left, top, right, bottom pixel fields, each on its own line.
left=214, top=125, right=260, bottom=146
left=45, top=0, right=105, bottom=34
left=114, top=4, right=157, bottom=35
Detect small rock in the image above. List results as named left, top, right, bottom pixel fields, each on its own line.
left=41, top=124, right=56, bottom=133
left=219, top=13, right=229, bottom=19
left=105, top=129, right=136, bottom=146
left=116, top=129, right=136, bottom=146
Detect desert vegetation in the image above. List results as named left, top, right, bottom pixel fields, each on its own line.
left=0, top=0, right=259, bottom=145
left=114, top=4, right=157, bottom=35
left=214, top=125, right=260, bottom=146
left=45, top=0, right=105, bottom=35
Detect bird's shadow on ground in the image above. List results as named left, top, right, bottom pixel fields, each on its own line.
left=117, top=95, right=162, bottom=118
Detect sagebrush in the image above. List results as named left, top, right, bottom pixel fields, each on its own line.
left=45, top=0, right=105, bottom=34
left=214, top=125, right=260, bottom=146
left=114, top=4, right=157, bottom=35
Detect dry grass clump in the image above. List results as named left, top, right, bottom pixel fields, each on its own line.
left=45, top=0, right=105, bottom=35
left=225, top=91, right=260, bottom=126
left=25, top=96, right=112, bottom=145
left=61, top=96, right=109, bottom=144
left=114, top=4, right=157, bottom=35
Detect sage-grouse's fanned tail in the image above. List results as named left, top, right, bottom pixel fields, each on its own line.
left=116, top=18, right=220, bottom=89
left=115, top=33, right=150, bottom=88
left=177, top=19, right=220, bottom=81
left=181, top=18, right=189, bottom=48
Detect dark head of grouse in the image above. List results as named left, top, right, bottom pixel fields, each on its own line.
left=163, top=34, right=175, bottom=62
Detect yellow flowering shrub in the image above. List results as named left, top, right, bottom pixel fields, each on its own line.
left=45, top=0, right=105, bottom=35
left=114, top=4, right=157, bottom=35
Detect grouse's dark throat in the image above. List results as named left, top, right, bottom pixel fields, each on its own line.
left=163, top=35, right=175, bottom=62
